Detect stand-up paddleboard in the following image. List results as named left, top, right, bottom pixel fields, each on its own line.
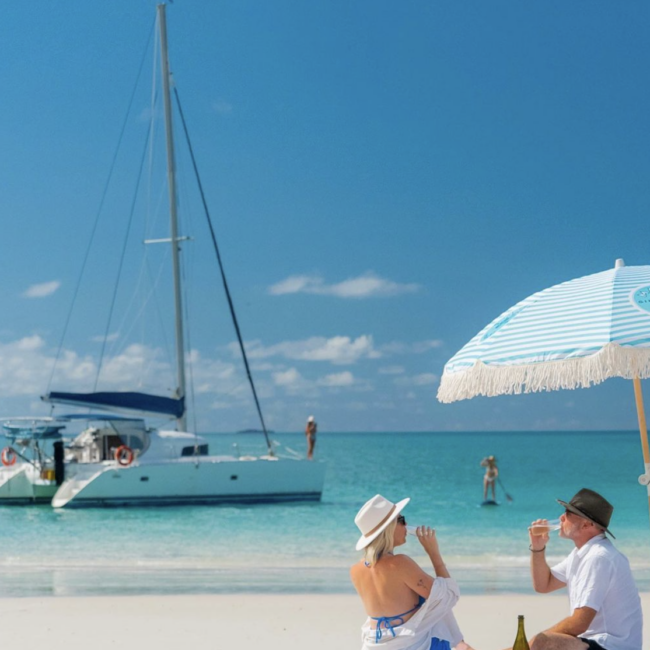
left=480, top=499, right=499, bottom=506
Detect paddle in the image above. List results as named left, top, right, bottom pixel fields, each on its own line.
left=497, top=477, right=513, bottom=502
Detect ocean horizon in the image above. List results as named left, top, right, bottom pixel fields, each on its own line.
left=0, top=430, right=648, bottom=597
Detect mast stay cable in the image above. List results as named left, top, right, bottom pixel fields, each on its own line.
left=93, top=127, right=152, bottom=391
left=47, top=17, right=156, bottom=394
left=172, top=87, right=274, bottom=456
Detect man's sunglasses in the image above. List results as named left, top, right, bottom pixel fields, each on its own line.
left=397, top=515, right=407, bottom=525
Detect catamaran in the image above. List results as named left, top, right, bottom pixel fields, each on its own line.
left=0, top=418, right=63, bottom=504
left=0, top=4, right=325, bottom=508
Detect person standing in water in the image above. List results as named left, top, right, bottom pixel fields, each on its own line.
left=305, top=415, right=317, bottom=460
left=481, top=456, right=498, bottom=501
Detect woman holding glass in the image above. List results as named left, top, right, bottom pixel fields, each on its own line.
left=350, top=494, right=473, bottom=650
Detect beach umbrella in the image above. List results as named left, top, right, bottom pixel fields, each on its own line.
left=437, top=259, right=650, bottom=519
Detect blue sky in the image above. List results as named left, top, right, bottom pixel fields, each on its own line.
left=1, top=1, right=649, bottom=432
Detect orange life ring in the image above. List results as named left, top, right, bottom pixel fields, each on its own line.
left=1, top=447, right=17, bottom=467
left=114, top=445, right=134, bottom=466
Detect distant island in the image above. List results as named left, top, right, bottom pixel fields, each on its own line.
left=236, top=429, right=275, bottom=434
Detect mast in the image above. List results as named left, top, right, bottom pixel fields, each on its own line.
left=157, top=3, right=187, bottom=431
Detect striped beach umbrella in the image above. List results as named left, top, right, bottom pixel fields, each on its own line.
left=437, top=259, right=650, bottom=516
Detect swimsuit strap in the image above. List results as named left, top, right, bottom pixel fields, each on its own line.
left=370, top=596, right=426, bottom=643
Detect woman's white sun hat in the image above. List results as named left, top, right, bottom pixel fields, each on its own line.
left=307, top=415, right=315, bottom=422
left=354, top=494, right=410, bottom=551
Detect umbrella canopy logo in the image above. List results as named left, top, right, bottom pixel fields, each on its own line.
left=632, top=286, right=650, bottom=315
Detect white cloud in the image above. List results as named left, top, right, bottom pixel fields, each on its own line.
left=0, top=330, right=444, bottom=427
left=184, top=351, right=247, bottom=398
left=17, top=335, right=45, bottom=351
left=378, top=365, right=405, bottom=375
left=91, top=332, right=119, bottom=343
left=23, top=281, right=61, bottom=298
left=380, top=340, right=443, bottom=355
left=318, top=371, right=354, bottom=387
left=210, top=400, right=234, bottom=410
left=0, top=337, right=252, bottom=408
left=270, top=367, right=320, bottom=398
left=268, top=272, right=420, bottom=299
left=0, top=336, right=94, bottom=397
left=250, top=362, right=282, bottom=372
left=273, top=368, right=303, bottom=387
left=268, top=276, right=313, bottom=295
left=233, top=335, right=380, bottom=365
left=414, top=373, right=438, bottom=385
left=412, top=340, right=443, bottom=353
left=394, top=373, right=439, bottom=387
left=95, top=344, right=172, bottom=389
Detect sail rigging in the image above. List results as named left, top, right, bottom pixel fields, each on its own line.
left=43, top=3, right=271, bottom=448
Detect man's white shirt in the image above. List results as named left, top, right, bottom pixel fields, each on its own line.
left=551, top=535, right=642, bottom=650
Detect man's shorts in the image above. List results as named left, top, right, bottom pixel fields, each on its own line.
left=580, top=637, right=607, bottom=650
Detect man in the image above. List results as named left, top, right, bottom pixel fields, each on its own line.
left=527, top=488, right=642, bottom=650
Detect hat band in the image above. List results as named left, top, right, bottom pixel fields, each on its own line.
left=565, top=501, right=609, bottom=530
left=363, top=505, right=396, bottom=538
left=575, top=508, right=607, bottom=529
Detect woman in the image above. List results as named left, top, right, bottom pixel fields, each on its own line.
left=481, top=456, right=498, bottom=501
left=305, top=415, right=317, bottom=460
left=350, top=494, right=473, bottom=650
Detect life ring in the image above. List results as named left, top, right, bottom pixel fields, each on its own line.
left=1, top=447, right=17, bottom=467
left=114, top=445, right=134, bottom=466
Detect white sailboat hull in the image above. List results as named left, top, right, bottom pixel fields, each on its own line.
left=51, top=456, right=325, bottom=508
left=0, top=464, right=58, bottom=504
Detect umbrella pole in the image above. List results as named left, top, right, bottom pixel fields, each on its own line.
left=632, top=377, right=650, bottom=521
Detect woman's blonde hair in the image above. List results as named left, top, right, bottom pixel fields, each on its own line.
left=363, top=518, right=397, bottom=567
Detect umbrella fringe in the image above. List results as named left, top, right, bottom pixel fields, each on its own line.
left=437, top=342, right=650, bottom=403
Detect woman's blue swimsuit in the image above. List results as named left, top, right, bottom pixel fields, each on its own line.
left=370, top=595, right=426, bottom=642
left=369, top=595, right=452, bottom=649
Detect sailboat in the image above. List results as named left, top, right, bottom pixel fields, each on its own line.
left=1, top=4, right=325, bottom=508
left=0, top=418, right=64, bottom=503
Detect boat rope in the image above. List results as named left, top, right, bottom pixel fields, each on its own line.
left=173, top=87, right=274, bottom=456
left=180, top=248, right=199, bottom=439
left=93, top=126, right=152, bottom=391
left=47, top=17, right=156, bottom=393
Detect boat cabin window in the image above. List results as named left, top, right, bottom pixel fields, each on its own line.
left=181, top=444, right=208, bottom=457
left=102, top=434, right=124, bottom=459
left=65, top=420, right=149, bottom=463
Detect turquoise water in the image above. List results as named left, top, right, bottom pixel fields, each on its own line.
left=0, top=431, right=648, bottom=596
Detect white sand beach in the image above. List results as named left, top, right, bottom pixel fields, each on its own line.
left=1, top=593, right=647, bottom=650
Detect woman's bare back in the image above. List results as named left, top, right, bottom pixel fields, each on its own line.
left=350, top=554, right=425, bottom=626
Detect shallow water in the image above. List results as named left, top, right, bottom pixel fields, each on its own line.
left=0, top=430, right=647, bottom=596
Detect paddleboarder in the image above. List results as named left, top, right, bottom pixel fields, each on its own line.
left=481, top=455, right=498, bottom=502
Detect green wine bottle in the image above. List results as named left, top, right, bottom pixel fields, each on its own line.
left=513, top=615, right=530, bottom=650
